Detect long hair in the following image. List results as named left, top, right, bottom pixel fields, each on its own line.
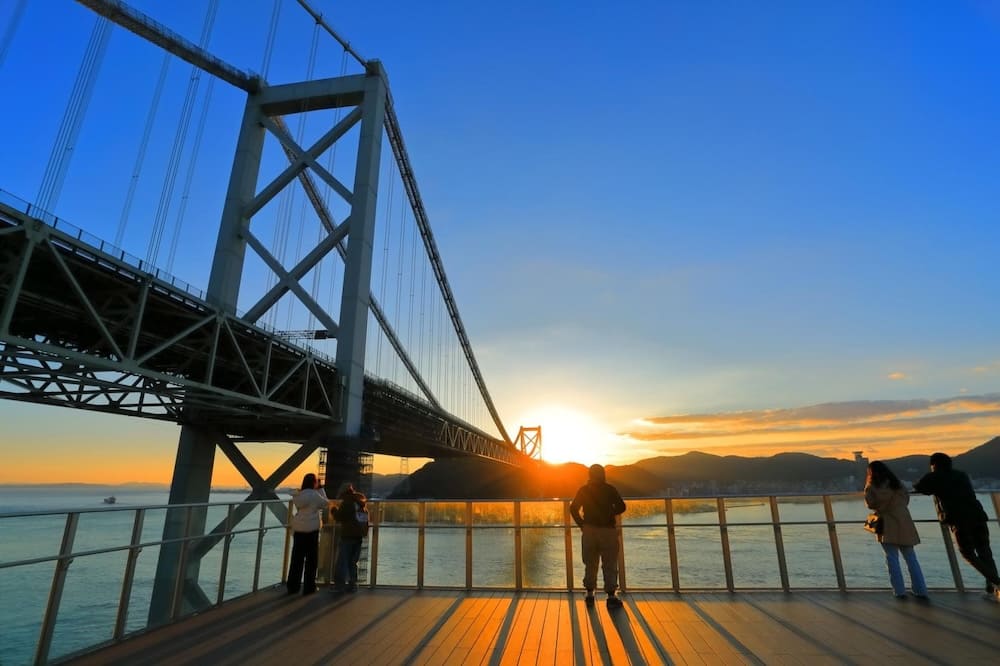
left=300, top=473, right=317, bottom=490
left=866, top=461, right=902, bottom=490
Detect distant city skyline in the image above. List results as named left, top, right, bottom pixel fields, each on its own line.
left=1, top=1, right=998, bottom=485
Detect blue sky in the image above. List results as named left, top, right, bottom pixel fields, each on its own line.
left=1, top=1, right=999, bottom=482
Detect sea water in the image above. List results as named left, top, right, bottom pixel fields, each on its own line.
left=1, top=488, right=996, bottom=665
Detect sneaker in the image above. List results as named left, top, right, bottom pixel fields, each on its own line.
left=606, top=595, right=623, bottom=609
left=584, top=591, right=595, bottom=607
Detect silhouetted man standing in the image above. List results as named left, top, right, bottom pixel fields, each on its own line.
left=570, top=464, right=626, bottom=608
left=914, top=452, right=1000, bottom=599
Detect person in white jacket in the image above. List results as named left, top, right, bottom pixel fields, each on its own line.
left=286, top=473, right=328, bottom=595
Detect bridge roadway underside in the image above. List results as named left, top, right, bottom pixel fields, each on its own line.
left=0, top=204, right=523, bottom=465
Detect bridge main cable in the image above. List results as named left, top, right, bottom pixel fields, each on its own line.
left=75, top=0, right=259, bottom=93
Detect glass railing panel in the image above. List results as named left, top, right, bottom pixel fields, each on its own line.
left=625, top=499, right=667, bottom=524
left=48, top=550, right=127, bottom=662
left=0, top=562, right=48, bottom=666
left=520, top=526, right=566, bottom=588
left=671, top=498, right=721, bottom=525
left=838, top=525, right=887, bottom=589
left=723, top=497, right=773, bottom=524
left=125, top=544, right=159, bottom=633
left=774, top=495, right=829, bottom=523
left=727, top=526, right=782, bottom=588
left=472, top=527, right=515, bottom=588
left=221, top=532, right=263, bottom=600
left=0, top=512, right=65, bottom=561
left=520, top=500, right=564, bottom=527
left=424, top=525, right=465, bottom=587
left=75, top=509, right=135, bottom=550
left=781, top=525, right=837, bottom=588
left=616, top=524, right=672, bottom=589
left=425, top=501, right=465, bottom=526
left=674, top=525, right=726, bottom=588
left=472, top=502, right=513, bottom=527
left=913, top=522, right=959, bottom=588
left=374, top=502, right=419, bottom=586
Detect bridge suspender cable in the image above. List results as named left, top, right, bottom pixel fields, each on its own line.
left=0, top=0, right=28, bottom=70
left=145, top=0, right=219, bottom=267
left=36, top=16, right=112, bottom=213
left=116, top=52, right=170, bottom=247
left=167, top=76, right=215, bottom=272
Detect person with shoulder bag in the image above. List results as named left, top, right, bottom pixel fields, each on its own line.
left=333, top=482, right=369, bottom=593
left=864, top=461, right=927, bottom=600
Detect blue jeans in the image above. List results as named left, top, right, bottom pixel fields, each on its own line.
left=335, top=537, right=363, bottom=589
left=882, top=543, right=927, bottom=596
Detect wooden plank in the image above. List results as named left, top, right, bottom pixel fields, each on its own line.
left=66, top=589, right=1000, bottom=666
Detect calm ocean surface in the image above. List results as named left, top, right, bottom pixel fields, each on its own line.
left=1, top=487, right=997, bottom=665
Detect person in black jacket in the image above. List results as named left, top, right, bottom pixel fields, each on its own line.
left=913, top=452, right=1000, bottom=598
left=333, top=483, right=369, bottom=593
left=570, top=464, right=627, bottom=608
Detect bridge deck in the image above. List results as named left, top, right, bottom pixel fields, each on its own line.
left=66, top=588, right=1000, bottom=665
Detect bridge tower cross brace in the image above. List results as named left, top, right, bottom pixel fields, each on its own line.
left=150, top=64, right=388, bottom=623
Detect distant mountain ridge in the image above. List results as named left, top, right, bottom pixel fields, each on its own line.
left=385, top=436, right=1000, bottom=499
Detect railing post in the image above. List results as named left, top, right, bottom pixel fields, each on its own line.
left=992, top=492, right=1000, bottom=528
left=717, top=498, right=734, bottom=592
left=514, top=501, right=523, bottom=591
left=281, top=500, right=293, bottom=586
left=465, top=502, right=473, bottom=591
left=170, top=506, right=194, bottom=620
left=252, top=503, right=266, bottom=591
left=369, top=501, right=380, bottom=588
left=564, top=500, right=574, bottom=591
left=665, top=499, right=680, bottom=592
left=114, top=508, right=146, bottom=641
left=822, top=496, right=846, bottom=591
left=617, top=512, right=628, bottom=593
left=34, top=512, right=79, bottom=666
left=417, top=502, right=426, bottom=590
left=218, top=504, right=235, bottom=604
left=941, top=523, right=965, bottom=591
left=769, top=497, right=790, bottom=592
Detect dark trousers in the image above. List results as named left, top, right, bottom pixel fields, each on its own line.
left=287, top=530, right=319, bottom=594
left=951, top=520, right=1000, bottom=588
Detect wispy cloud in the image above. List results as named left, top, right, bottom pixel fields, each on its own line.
left=619, top=394, right=1000, bottom=460
left=888, top=371, right=907, bottom=380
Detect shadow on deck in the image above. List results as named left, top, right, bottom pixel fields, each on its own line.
left=65, top=588, right=1000, bottom=665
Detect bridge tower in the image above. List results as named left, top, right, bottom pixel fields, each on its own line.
left=150, top=62, right=389, bottom=623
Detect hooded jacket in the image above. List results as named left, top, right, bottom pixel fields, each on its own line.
left=290, top=487, right=328, bottom=533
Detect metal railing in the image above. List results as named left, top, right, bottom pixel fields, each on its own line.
left=0, top=499, right=290, bottom=666
left=2, top=491, right=999, bottom=665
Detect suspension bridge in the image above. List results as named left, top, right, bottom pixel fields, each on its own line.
left=0, top=0, right=541, bottom=624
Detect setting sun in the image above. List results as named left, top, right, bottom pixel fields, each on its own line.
left=519, top=406, right=612, bottom=465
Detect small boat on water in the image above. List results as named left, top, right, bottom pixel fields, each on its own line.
left=103, top=496, right=116, bottom=504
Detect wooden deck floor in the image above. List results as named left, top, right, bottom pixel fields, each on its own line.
left=67, top=588, right=1000, bottom=665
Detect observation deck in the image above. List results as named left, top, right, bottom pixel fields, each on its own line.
left=65, top=587, right=1000, bottom=665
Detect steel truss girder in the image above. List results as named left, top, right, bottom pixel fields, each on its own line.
left=0, top=207, right=341, bottom=437
left=362, top=378, right=526, bottom=466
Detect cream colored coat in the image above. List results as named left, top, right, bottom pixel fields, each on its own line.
left=864, top=483, right=920, bottom=546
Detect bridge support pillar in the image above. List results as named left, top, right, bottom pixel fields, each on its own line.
left=149, top=426, right=216, bottom=625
